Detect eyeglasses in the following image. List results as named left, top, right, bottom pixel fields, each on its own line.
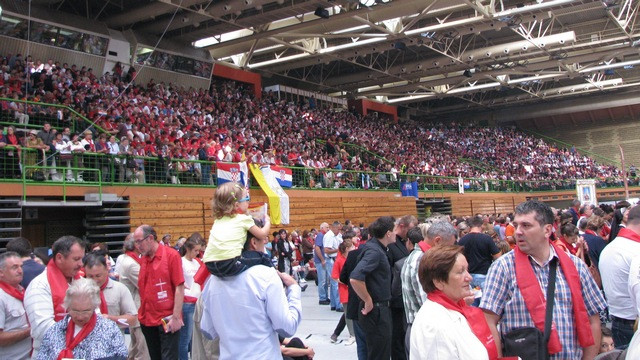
left=134, top=235, right=150, bottom=244
left=68, top=308, right=95, bottom=316
left=238, top=196, right=251, bottom=203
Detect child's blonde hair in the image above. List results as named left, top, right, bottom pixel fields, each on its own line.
left=212, top=182, right=245, bottom=219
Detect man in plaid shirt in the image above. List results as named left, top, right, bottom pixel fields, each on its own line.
left=480, top=200, right=606, bottom=359
left=400, top=220, right=457, bottom=359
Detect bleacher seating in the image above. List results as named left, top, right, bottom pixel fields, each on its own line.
left=0, top=52, right=623, bottom=187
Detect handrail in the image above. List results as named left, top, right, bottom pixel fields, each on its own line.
left=340, top=142, right=394, bottom=164
left=459, top=157, right=498, bottom=174
left=315, top=139, right=393, bottom=164
left=0, top=97, right=108, bottom=135
left=21, top=165, right=102, bottom=203
left=520, top=127, right=621, bottom=168
left=1, top=147, right=637, bottom=192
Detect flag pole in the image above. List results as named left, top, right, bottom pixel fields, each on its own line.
left=620, top=145, right=629, bottom=200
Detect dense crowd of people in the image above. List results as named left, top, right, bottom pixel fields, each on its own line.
left=3, top=196, right=640, bottom=359
left=0, top=53, right=624, bottom=188
left=309, top=199, right=640, bottom=360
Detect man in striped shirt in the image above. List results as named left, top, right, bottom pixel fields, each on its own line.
left=24, top=236, right=85, bottom=358
left=400, top=221, right=457, bottom=359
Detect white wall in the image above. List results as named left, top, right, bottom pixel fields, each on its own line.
left=103, top=30, right=131, bottom=76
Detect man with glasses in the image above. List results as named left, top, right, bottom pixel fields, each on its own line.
left=135, top=224, right=185, bottom=360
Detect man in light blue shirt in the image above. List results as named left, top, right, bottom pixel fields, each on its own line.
left=315, top=222, right=330, bottom=304
left=200, top=226, right=302, bottom=360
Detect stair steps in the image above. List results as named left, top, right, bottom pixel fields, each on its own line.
left=0, top=198, right=22, bottom=252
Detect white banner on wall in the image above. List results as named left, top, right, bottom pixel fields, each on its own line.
left=576, top=179, right=597, bottom=206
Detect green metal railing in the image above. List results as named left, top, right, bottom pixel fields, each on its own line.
left=1, top=147, right=218, bottom=187
left=1, top=147, right=637, bottom=192
left=21, top=165, right=102, bottom=202
left=0, top=97, right=108, bottom=135
left=459, top=157, right=499, bottom=175
left=315, top=139, right=393, bottom=165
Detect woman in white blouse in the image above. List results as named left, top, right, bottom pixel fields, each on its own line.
left=410, top=245, right=498, bottom=360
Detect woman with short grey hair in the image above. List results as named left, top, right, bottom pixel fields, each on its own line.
left=63, top=277, right=101, bottom=310
left=36, top=278, right=127, bottom=360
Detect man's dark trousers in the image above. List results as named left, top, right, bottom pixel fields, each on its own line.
left=141, top=324, right=181, bottom=360
left=358, top=304, right=392, bottom=360
left=390, top=306, right=407, bottom=360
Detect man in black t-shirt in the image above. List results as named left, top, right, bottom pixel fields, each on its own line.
left=350, top=216, right=396, bottom=360
left=457, top=216, right=501, bottom=306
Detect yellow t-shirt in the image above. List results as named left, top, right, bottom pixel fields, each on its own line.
left=202, top=214, right=255, bottom=262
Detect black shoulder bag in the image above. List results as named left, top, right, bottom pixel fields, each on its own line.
left=502, top=258, right=558, bottom=360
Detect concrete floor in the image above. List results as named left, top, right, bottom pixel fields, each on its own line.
left=124, top=281, right=359, bottom=359
left=292, top=281, right=358, bottom=360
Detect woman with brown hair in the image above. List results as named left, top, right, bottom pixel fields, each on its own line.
left=583, top=215, right=607, bottom=269
left=410, top=245, right=497, bottom=359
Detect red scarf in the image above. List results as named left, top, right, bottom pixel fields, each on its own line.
left=47, top=261, right=80, bottom=322
left=427, top=290, right=498, bottom=360
left=125, top=251, right=142, bottom=266
left=417, top=241, right=431, bottom=253
left=584, top=229, right=597, bottom=236
left=0, top=281, right=24, bottom=301
left=514, top=243, right=594, bottom=354
left=8, top=134, right=18, bottom=146
left=194, top=263, right=210, bottom=288
left=99, top=280, right=109, bottom=315
left=617, top=228, right=640, bottom=243
left=557, top=236, right=577, bottom=255
left=56, top=313, right=98, bottom=360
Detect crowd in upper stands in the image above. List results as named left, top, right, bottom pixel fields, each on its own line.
left=0, top=52, right=622, bottom=184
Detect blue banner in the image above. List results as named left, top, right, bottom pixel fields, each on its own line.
left=400, top=181, right=419, bottom=198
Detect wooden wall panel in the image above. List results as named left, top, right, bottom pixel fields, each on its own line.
left=471, top=200, right=495, bottom=215
left=130, top=195, right=207, bottom=241
left=450, top=193, right=527, bottom=217
left=129, top=191, right=417, bottom=244
left=450, top=199, right=473, bottom=217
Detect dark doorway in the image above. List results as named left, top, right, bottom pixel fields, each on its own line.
left=22, top=206, right=86, bottom=248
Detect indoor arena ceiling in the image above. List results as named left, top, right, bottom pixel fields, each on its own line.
left=30, top=0, right=640, bottom=118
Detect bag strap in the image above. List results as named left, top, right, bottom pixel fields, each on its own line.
left=543, top=258, right=558, bottom=359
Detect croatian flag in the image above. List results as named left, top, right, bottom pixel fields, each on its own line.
left=217, top=162, right=245, bottom=186
left=270, top=165, right=293, bottom=188
left=463, top=180, right=471, bottom=189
